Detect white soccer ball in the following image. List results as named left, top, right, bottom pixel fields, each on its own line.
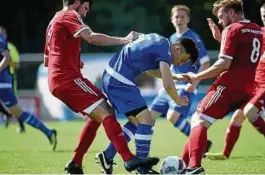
left=159, top=156, right=186, bottom=174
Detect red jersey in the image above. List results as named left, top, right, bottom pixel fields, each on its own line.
left=217, top=20, right=263, bottom=90
left=44, top=9, right=90, bottom=91
left=255, top=27, right=265, bottom=88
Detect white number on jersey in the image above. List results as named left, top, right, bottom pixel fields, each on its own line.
left=250, top=38, right=261, bottom=63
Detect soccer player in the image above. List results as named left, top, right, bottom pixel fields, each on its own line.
left=44, top=0, right=159, bottom=174
left=0, top=28, right=57, bottom=151
left=96, top=33, right=198, bottom=174
left=0, top=26, right=25, bottom=132
left=179, top=0, right=263, bottom=173
left=150, top=5, right=212, bottom=150
left=204, top=3, right=265, bottom=160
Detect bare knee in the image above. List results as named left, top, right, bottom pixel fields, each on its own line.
left=244, top=103, right=259, bottom=122
left=136, top=109, right=154, bottom=125
left=9, top=105, right=22, bottom=117
left=89, top=100, right=114, bottom=122
left=166, top=110, right=181, bottom=124
left=230, top=109, right=246, bottom=126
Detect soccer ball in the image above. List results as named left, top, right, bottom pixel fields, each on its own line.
left=159, top=156, right=186, bottom=174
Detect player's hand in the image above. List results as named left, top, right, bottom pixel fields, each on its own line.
left=182, top=72, right=198, bottom=84
left=125, top=31, right=141, bottom=43
left=80, top=61, right=84, bottom=69
left=207, top=18, right=221, bottom=43
left=176, top=96, right=189, bottom=106
left=173, top=74, right=187, bottom=81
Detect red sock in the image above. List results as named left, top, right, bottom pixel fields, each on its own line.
left=251, top=117, right=265, bottom=136
left=181, top=139, right=190, bottom=166
left=188, top=125, right=207, bottom=168
left=223, top=124, right=241, bottom=158
left=102, top=115, right=134, bottom=162
left=73, top=119, right=100, bottom=166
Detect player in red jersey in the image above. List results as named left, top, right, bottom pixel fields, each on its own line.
left=178, top=0, right=263, bottom=173
left=44, top=0, right=159, bottom=174
left=205, top=2, right=265, bottom=160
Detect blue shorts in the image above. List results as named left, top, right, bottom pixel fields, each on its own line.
left=101, top=71, right=147, bottom=114
left=149, top=88, right=195, bottom=117
left=0, top=88, right=18, bottom=107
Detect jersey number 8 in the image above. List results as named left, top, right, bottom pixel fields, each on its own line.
left=250, top=38, right=261, bottom=63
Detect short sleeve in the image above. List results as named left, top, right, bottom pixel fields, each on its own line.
left=154, top=39, right=172, bottom=66
left=0, top=35, right=8, bottom=53
left=219, top=25, right=237, bottom=60
left=63, top=10, right=90, bottom=38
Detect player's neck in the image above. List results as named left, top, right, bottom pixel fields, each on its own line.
left=62, top=6, right=75, bottom=11
left=175, top=27, right=188, bottom=36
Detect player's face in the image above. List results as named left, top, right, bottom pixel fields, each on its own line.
left=260, top=7, right=265, bottom=26
left=77, top=2, right=90, bottom=17
left=217, top=7, right=233, bottom=28
left=171, top=45, right=191, bottom=66
left=171, top=10, right=189, bottom=29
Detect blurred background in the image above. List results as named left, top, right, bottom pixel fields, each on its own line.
left=0, top=0, right=264, bottom=121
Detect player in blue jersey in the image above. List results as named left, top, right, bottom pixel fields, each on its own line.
left=96, top=33, right=198, bottom=174
left=149, top=5, right=213, bottom=152
left=0, top=31, right=57, bottom=151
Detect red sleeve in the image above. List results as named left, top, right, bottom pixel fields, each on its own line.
left=219, top=25, right=237, bottom=60
left=63, top=10, right=90, bottom=38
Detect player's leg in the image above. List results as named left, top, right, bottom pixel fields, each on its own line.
left=183, top=84, right=234, bottom=174
left=244, top=88, right=265, bottom=136
left=12, top=73, right=26, bottom=133
left=0, top=99, right=12, bottom=127
left=0, top=88, right=57, bottom=150
left=206, top=109, right=246, bottom=160
left=60, top=77, right=158, bottom=174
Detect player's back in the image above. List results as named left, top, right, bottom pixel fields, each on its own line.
left=108, top=33, right=171, bottom=82
left=45, top=10, right=85, bottom=90
left=0, top=34, right=12, bottom=86
left=219, top=21, right=263, bottom=88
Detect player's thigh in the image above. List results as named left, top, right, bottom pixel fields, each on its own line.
left=102, top=74, right=147, bottom=115
left=197, top=84, right=245, bottom=124
left=52, top=78, right=106, bottom=119
left=244, top=88, right=265, bottom=120
left=0, top=88, right=21, bottom=117
left=149, top=90, right=169, bottom=117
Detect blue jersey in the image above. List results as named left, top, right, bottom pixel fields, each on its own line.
left=108, top=33, right=171, bottom=84
left=169, top=29, right=209, bottom=87
left=0, top=34, right=12, bottom=86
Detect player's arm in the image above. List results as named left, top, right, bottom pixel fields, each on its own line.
left=192, top=57, right=231, bottom=81
left=8, top=43, right=20, bottom=69
left=0, top=49, right=12, bottom=72
left=207, top=18, right=221, bottom=43
left=80, top=29, right=139, bottom=46
left=160, top=61, right=188, bottom=106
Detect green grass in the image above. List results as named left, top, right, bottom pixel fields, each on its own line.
left=0, top=118, right=265, bottom=174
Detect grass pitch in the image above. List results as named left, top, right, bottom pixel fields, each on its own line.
left=0, top=118, right=265, bottom=174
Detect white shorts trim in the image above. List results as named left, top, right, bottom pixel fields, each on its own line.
left=83, top=98, right=104, bottom=115
left=191, top=112, right=216, bottom=128
left=200, top=113, right=217, bottom=124
left=105, top=65, right=135, bottom=86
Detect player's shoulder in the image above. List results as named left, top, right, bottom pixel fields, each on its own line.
left=227, top=20, right=261, bottom=31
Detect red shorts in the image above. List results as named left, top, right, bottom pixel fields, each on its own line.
left=197, top=82, right=253, bottom=123
left=51, top=77, right=106, bottom=114
left=249, top=85, right=265, bottom=111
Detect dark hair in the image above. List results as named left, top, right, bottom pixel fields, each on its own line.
left=179, top=38, right=198, bottom=64
left=63, top=0, right=94, bottom=8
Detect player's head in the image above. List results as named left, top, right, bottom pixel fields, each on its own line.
left=213, top=0, right=244, bottom=28
left=0, top=26, right=7, bottom=38
left=260, top=3, right=265, bottom=26
left=171, top=38, right=198, bottom=66
left=171, top=5, right=190, bottom=30
left=63, top=0, right=94, bottom=17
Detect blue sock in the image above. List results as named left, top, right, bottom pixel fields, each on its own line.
left=19, top=111, right=53, bottom=137
left=104, top=122, right=137, bottom=160
left=174, top=115, right=191, bottom=136
left=135, top=124, right=153, bottom=158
